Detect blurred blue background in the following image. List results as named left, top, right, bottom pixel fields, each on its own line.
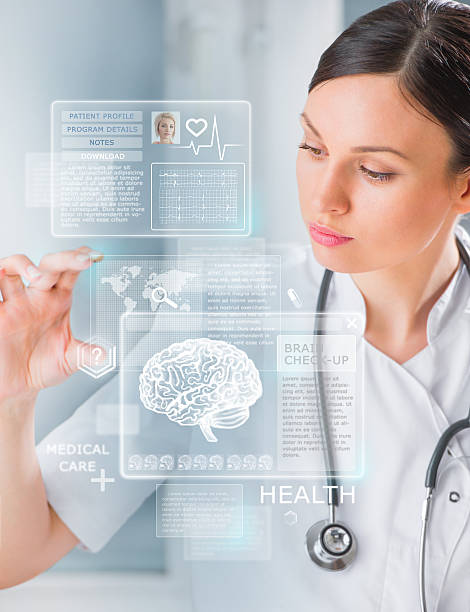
left=1, top=0, right=343, bottom=573
left=2, top=0, right=468, bottom=609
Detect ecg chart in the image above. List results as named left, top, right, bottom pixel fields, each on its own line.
left=176, top=115, right=242, bottom=161
left=151, top=162, right=245, bottom=232
left=52, top=100, right=250, bottom=237
left=158, top=167, right=238, bottom=225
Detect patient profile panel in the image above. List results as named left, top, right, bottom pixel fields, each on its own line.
left=51, top=101, right=250, bottom=237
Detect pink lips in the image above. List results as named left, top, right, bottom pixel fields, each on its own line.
left=309, top=223, right=353, bottom=247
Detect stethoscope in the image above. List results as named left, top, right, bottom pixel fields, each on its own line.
left=304, top=234, right=470, bottom=612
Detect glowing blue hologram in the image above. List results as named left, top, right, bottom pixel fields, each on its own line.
left=193, top=454, right=208, bottom=470
left=139, top=337, right=263, bottom=443
left=258, top=454, right=274, bottom=471
left=185, top=118, right=208, bottom=138
left=177, top=454, right=193, bottom=470
left=77, top=336, right=116, bottom=379
left=287, top=287, right=303, bottom=309
left=128, top=454, right=143, bottom=471
left=177, top=115, right=242, bottom=161
left=52, top=101, right=251, bottom=238
left=151, top=162, right=245, bottom=232
left=159, top=454, right=175, bottom=470
left=208, top=454, right=224, bottom=470
left=284, top=510, right=298, bottom=526
left=143, top=454, right=158, bottom=470
left=89, top=469, right=115, bottom=493
left=150, top=285, right=178, bottom=309
left=101, top=265, right=142, bottom=295
left=242, top=454, right=257, bottom=470
left=226, top=454, right=242, bottom=470
left=99, top=261, right=199, bottom=325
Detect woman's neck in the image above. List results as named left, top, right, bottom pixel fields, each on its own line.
left=349, top=228, right=461, bottom=341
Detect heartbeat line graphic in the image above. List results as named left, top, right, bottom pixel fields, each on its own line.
left=175, top=115, right=242, bottom=161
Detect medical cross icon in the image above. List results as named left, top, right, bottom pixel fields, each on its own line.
left=90, top=469, right=115, bottom=493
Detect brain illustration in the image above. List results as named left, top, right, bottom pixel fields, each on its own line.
left=139, top=337, right=263, bottom=442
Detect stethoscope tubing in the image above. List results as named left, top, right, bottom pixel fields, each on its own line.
left=313, top=233, right=470, bottom=612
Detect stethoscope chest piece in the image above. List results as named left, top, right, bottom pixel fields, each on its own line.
left=305, top=519, right=357, bottom=571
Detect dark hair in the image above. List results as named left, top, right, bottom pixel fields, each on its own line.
left=309, top=0, right=470, bottom=177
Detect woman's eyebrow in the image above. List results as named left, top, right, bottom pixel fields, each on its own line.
left=300, top=112, right=323, bottom=139
left=299, top=112, right=411, bottom=161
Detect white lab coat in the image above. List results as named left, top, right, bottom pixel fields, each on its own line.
left=37, top=223, right=470, bottom=611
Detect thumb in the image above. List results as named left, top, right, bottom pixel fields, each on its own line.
left=65, top=338, right=109, bottom=374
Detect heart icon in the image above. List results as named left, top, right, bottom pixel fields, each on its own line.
left=185, top=118, right=208, bottom=138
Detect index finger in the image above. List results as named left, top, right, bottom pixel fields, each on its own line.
left=56, top=248, right=105, bottom=292
left=31, top=247, right=103, bottom=291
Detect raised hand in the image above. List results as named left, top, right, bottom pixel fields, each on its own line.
left=0, top=246, right=103, bottom=402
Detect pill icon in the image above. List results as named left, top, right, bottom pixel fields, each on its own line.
left=287, top=287, right=302, bottom=308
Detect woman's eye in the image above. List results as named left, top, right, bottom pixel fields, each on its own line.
left=298, top=142, right=324, bottom=158
left=298, top=142, right=394, bottom=184
left=358, top=166, right=394, bottom=183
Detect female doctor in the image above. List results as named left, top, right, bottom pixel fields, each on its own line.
left=1, top=0, right=470, bottom=610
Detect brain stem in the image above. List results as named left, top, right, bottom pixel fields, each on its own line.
left=199, top=416, right=218, bottom=443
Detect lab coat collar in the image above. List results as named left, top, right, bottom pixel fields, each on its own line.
left=314, top=223, right=470, bottom=345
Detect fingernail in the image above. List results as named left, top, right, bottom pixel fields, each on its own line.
left=76, top=253, right=91, bottom=263
left=26, top=265, right=41, bottom=279
left=89, top=250, right=103, bottom=262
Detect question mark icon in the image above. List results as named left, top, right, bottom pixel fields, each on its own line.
left=92, top=347, right=102, bottom=365
left=78, top=339, right=116, bottom=378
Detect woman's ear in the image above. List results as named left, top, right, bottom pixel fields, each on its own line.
left=452, top=167, right=470, bottom=216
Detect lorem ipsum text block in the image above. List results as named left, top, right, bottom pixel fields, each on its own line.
left=51, top=101, right=250, bottom=237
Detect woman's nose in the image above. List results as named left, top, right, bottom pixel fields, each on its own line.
left=311, top=167, right=350, bottom=215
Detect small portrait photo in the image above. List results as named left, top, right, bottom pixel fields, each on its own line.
left=151, top=111, right=180, bottom=144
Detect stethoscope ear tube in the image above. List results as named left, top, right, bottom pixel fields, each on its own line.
left=314, top=267, right=341, bottom=506
left=457, top=234, right=470, bottom=272
left=419, top=418, right=470, bottom=612
left=420, top=235, right=470, bottom=612
left=309, top=233, right=470, bottom=591
left=425, top=417, right=470, bottom=489
left=425, top=235, right=470, bottom=489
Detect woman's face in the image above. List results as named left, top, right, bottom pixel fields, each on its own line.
left=158, top=118, right=175, bottom=140
left=296, top=74, right=460, bottom=273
